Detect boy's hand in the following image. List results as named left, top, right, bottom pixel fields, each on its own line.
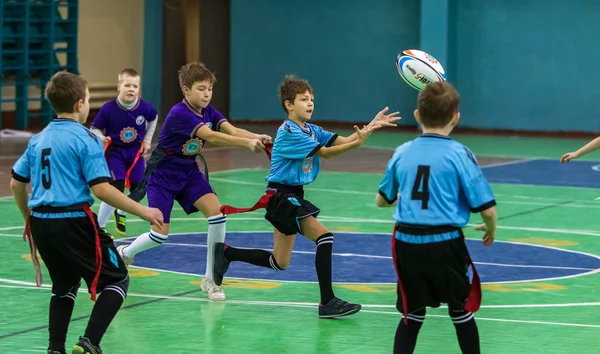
left=368, top=107, right=401, bottom=128
left=560, top=152, right=580, bottom=163
left=248, top=138, right=266, bottom=153
left=256, top=134, right=273, bottom=145
left=140, top=141, right=152, bottom=155
left=475, top=224, right=495, bottom=246
left=141, top=207, right=164, bottom=227
left=354, top=124, right=381, bottom=145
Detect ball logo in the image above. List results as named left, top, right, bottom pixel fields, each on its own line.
left=415, top=73, right=434, bottom=85
left=135, top=115, right=146, bottom=126
left=424, top=53, right=439, bottom=64
left=205, top=122, right=213, bottom=130
left=182, top=138, right=203, bottom=155
left=119, top=127, right=138, bottom=143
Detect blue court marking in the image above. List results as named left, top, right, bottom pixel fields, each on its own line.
left=484, top=159, right=600, bottom=188
left=117, top=232, right=600, bottom=284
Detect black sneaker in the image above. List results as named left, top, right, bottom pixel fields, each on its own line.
left=72, top=337, right=102, bottom=354
left=213, top=242, right=230, bottom=286
left=113, top=210, right=126, bottom=235
left=48, top=350, right=64, bottom=354
left=318, top=297, right=362, bottom=319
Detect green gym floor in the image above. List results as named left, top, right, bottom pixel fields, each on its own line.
left=1, top=129, right=599, bottom=353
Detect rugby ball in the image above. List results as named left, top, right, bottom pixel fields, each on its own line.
left=396, top=49, right=446, bottom=91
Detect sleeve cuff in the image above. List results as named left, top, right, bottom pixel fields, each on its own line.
left=326, top=134, right=339, bottom=147
left=88, top=177, right=111, bottom=187
left=11, top=170, right=30, bottom=183
left=471, top=200, right=497, bottom=213
left=215, top=118, right=227, bottom=131
left=308, top=144, right=323, bottom=157
left=378, top=190, right=397, bottom=205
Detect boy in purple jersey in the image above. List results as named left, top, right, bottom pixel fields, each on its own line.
left=91, top=68, right=159, bottom=236
left=117, top=62, right=272, bottom=301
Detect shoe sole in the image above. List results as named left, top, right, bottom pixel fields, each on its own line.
left=318, top=305, right=362, bottom=319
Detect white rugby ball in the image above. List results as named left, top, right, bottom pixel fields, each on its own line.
left=396, top=49, right=446, bottom=91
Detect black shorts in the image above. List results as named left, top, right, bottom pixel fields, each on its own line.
left=264, top=183, right=320, bottom=235
left=392, top=224, right=471, bottom=314
left=30, top=205, right=128, bottom=297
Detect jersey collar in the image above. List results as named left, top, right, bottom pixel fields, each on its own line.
left=420, top=133, right=451, bottom=140
left=52, top=118, right=78, bottom=123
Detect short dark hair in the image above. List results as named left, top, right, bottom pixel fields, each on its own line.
left=417, top=82, right=460, bottom=128
left=118, top=68, right=140, bottom=82
left=278, top=75, right=314, bottom=114
left=44, top=71, right=87, bottom=114
left=178, top=62, right=216, bottom=89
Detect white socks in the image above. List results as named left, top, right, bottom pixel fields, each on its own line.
left=123, top=231, right=168, bottom=258
left=204, top=214, right=226, bottom=281
left=97, top=202, right=115, bottom=229
left=97, top=202, right=126, bottom=228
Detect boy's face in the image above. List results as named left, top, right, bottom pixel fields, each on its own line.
left=76, top=89, right=91, bottom=124
left=118, top=74, right=141, bottom=103
left=287, top=90, right=314, bottom=122
left=183, top=80, right=213, bottom=110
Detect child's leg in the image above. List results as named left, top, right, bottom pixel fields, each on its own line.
left=97, top=179, right=125, bottom=229
left=119, top=182, right=174, bottom=263
left=193, top=193, right=226, bottom=282
left=114, top=153, right=145, bottom=218
left=298, top=216, right=361, bottom=318
left=449, top=306, right=480, bottom=354
left=394, top=307, right=426, bottom=354
left=223, top=228, right=295, bottom=271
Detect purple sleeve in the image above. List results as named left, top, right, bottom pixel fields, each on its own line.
left=170, top=109, right=205, bottom=138
left=91, top=106, right=108, bottom=130
left=210, top=107, right=228, bottom=131
left=147, top=105, right=158, bottom=122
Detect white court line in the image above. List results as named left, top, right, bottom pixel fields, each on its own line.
left=1, top=280, right=600, bottom=329
left=359, top=310, right=600, bottom=329
left=122, top=240, right=596, bottom=272
left=0, top=233, right=20, bottom=237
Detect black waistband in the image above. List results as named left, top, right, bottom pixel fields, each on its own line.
left=157, top=146, right=198, bottom=160
left=267, top=182, right=304, bottom=195
left=395, top=223, right=461, bottom=236
left=31, top=203, right=88, bottom=213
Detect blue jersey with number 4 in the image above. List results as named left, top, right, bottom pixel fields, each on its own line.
left=378, top=134, right=496, bottom=227
left=265, top=120, right=338, bottom=186
left=11, top=119, right=112, bottom=208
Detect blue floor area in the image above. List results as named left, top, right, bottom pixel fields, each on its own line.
left=117, top=232, right=600, bottom=284
left=483, top=159, right=600, bottom=188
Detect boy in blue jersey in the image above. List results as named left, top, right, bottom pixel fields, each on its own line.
left=91, top=68, right=159, bottom=236
left=376, top=82, right=497, bottom=354
left=10, top=72, right=163, bottom=354
left=117, top=62, right=272, bottom=302
left=213, top=75, right=400, bottom=318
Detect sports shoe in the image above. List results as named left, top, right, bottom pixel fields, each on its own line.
left=213, top=242, right=230, bottom=286
left=201, top=279, right=226, bottom=301
left=113, top=210, right=126, bottom=235
left=318, top=297, right=362, bottom=319
left=48, top=350, right=64, bottom=354
left=72, top=337, right=102, bottom=354
left=116, top=244, right=134, bottom=267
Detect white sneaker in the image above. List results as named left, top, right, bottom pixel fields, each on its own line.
left=116, top=245, right=134, bottom=267
left=201, top=279, right=226, bottom=301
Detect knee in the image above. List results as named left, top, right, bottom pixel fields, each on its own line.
left=104, top=276, right=130, bottom=299
left=448, top=307, right=473, bottom=323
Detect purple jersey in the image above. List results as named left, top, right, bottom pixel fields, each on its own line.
left=156, top=100, right=227, bottom=172
left=91, top=99, right=158, bottom=147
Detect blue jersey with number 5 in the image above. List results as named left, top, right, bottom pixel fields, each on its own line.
left=11, top=119, right=111, bottom=208
left=378, top=134, right=496, bottom=227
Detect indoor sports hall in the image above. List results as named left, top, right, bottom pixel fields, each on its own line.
left=1, top=1, right=599, bottom=353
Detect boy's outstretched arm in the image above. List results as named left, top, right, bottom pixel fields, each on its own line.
left=561, top=136, right=600, bottom=163
left=196, top=125, right=265, bottom=152
left=219, top=121, right=273, bottom=145
left=333, top=107, right=400, bottom=145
